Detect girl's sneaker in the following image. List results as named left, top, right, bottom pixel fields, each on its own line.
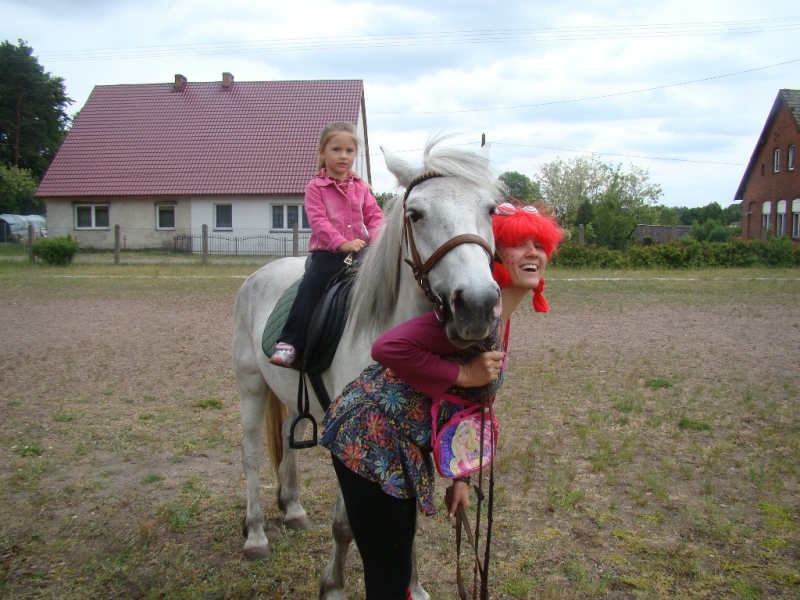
left=269, top=342, right=297, bottom=367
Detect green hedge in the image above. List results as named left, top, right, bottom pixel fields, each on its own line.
left=33, top=236, right=80, bottom=266
left=550, top=237, right=800, bottom=269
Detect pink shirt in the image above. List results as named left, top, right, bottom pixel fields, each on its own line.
left=305, top=171, right=384, bottom=252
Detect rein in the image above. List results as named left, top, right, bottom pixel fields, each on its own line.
left=402, top=172, right=493, bottom=318
left=403, top=170, right=497, bottom=599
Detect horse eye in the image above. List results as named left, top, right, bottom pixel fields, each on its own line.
left=407, top=210, right=423, bottom=223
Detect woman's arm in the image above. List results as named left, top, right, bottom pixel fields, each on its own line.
left=372, top=312, right=504, bottom=398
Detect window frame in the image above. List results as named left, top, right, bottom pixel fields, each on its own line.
left=773, top=148, right=781, bottom=173
left=789, top=145, right=795, bottom=171
left=156, top=205, right=176, bottom=231
left=271, top=203, right=311, bottom=232
left=761, top=201, right=771, bottom=231
left=214, top=203, right=233, bottom=231
left=74, top=204, right=110, bottom=230
left=792, top=199, right=800, bottom=238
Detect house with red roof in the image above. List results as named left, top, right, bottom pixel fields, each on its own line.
left=36, top=74, right=371, bottom=251
left=735, top=88, right=800, bottom=248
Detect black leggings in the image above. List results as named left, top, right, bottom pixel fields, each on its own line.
left=332, top=455, right=416, bottom=600
left=279, top=250, right=347, bottom=356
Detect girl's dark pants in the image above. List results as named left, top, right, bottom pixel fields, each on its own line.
left=278, top=250, right=347, bottom=358
left=332, top=455, right=417, bottom=600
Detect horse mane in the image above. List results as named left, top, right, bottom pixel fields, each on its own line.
left=349, top=134, right=503, bottom=338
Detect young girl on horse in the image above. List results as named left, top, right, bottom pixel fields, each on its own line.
left=270, top=122, right=384, bottom=368
left=321, top=201, right=563, bottom=599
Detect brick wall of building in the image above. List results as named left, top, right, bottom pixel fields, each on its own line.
left=740, top=100, right=800, bottom=247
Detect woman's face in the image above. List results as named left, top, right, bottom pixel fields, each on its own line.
left=497, top=237, right=548, bottom=291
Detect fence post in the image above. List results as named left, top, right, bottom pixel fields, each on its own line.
left=114, top=224, right=121, bottom=265
left=292, top=222, right=299, bottom=257
left=28, top=224, right=35, bottom=263
left=202, top=224, right=208, bottom=264
left=578, top=224, right=585, bottom=246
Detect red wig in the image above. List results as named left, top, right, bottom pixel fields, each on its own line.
left=491, top=202, right=564, bottom=312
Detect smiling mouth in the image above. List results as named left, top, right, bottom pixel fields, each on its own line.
left=521, top=265, right=539, bottom=272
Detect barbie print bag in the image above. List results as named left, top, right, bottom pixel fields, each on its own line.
left=431, top=394, right=499, bottom=479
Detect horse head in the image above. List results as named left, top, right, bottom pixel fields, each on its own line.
left=380, top=135, right=502, bottom=348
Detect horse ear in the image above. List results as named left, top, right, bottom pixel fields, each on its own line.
left=381, top=146, right=418, bottom=188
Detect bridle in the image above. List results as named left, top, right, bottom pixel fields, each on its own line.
left=403, top=170, right=497, bottom=600
left=402, top=171, right=494, bottom=319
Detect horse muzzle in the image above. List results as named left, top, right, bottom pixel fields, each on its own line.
left=444, top=285, right=501, bottom=347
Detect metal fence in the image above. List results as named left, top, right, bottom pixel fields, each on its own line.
left=174, top=231, right=311, bottom=256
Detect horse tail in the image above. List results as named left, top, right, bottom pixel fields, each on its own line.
left=264, top=389, right=287, bottom=478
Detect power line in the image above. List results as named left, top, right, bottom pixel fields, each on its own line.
left=38, top=15, right=800, bottom=62
left=374, top=57, right=800, bottom=114
left=367, top=141, right=745, bottom=166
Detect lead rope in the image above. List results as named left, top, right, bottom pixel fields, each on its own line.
left=451, top=321, right=508, bottom=600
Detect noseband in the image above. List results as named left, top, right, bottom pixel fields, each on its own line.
left=402, top=171, right=494, bottom=316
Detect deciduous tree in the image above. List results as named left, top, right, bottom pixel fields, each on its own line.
left=498, top=171, right=541, bottom=203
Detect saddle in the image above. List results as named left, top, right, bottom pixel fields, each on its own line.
left=261, top=253, right=362, bottom=448
left=261, top=262, right=356, bottom=376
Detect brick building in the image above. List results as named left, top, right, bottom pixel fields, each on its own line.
left=734, top=89, right=800, bottom=248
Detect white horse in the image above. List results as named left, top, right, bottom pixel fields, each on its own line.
left=232, top=135, right=503, bottom=599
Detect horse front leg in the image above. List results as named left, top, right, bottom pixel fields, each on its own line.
left=278, top=413, right=314, bottom=530
left=319, top=487, right=352, bottom=600
left=239, top=372, right=271, bottom=560
left=410, top=542, right=431, bottom=600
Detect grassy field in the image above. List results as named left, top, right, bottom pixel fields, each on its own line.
left=0, top=261, right=798, bottom=599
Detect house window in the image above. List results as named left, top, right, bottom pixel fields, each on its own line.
left=776, top=200, right=787, bottom=236
left=773, top=149, right=780, bottom=173
left=793, top=199, right=800, bottom=238
left=75, top=204, right=109, bottom=229
left=789, top=145, right=795, bottom=171
left=156, top=205, right=175, bottom=230
left=271, top=204, right=310, bottom=231
left=215, top=204, right=232, bottom=229
left=761, top=201, right=771, bottom=231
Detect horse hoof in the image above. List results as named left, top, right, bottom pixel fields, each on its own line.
left=243, top=544, right=271, bottom=560
left=284, top=515, right=315, bottom=531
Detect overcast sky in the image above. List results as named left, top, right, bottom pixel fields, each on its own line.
left=4, top=0, right=799, bottom=208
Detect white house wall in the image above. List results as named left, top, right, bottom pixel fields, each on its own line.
left=44, top=196, right=191, bottom=250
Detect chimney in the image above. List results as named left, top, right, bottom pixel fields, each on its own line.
left=174, top=74, right=187, bottom=91
left=222, top=72, right=234, bottom=88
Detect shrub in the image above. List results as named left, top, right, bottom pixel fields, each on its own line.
left=33, top=236, right=80, bottom=266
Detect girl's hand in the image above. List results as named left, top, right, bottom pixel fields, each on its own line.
left=455, top=351, right=505, bottom=387
left=337, top=239, right=366, bottom=254
left=447, top=480, right=471, bottom=518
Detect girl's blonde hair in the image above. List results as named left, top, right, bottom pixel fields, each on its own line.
left=317, top=121, right=360, bottom=170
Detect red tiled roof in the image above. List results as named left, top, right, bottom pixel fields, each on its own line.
left=36, top=79, right=364, bottom=197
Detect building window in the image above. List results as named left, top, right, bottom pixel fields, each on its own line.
left=214, top=204, right=232, bottom=229
left=75, top=204, right=109, bottom=229
left=271, top=204, right=310, bottom=231
left=156, top=205, right=175, bottom=230
left=776, top=200, right=787, bottom=236
left=793, top=199, right=800, bottom=238
left=761, top=201, right=771, bottom=231
left=773, top=148, right=780, bottom=173
left=789, top=145, right=795, bottom=171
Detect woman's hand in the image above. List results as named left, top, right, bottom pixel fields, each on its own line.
left=455, top=351, right=505, bottom=388
left=447, top=480, right=471, bottom=519
left=337, top=239, right=366, bottom=254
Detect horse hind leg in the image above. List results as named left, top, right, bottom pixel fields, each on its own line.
left=319, top=487, right=352, bottom=600
left=277, top=412, right=314, bottom=531
left=238, top=370, right=272, bottom=560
